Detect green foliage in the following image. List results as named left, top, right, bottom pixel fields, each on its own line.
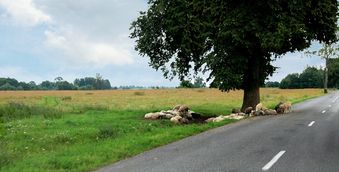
left=0, top=74, right=112, bottom=91
left=193, top=77, right=206, bottom=88
left=0, top=78, right=18, bottom=87
left=0, top=78, right=38, bottom=90
left=280, top=73, right=300, bottom=89
left=280, top=67, right=324, bottom=89
left=179, top=77, right=206, bottom=88
left=328, top=58, right=339, bottom=88
left=74, top=73, right=111, bottom=90
left=130, top=0, right=338, bottom=92
left=40, top=81, right=56, bottom=90
left=0, top=83, right=16, bottom=90
left=265, top=81, right=280, bottom=88
left=299, top=67, right=324, bottom=88
left=0, top=105, right=234, bottom=172
left=56, top=81, right=77, bottom=90
left=179, top=80, right=194, bottom=88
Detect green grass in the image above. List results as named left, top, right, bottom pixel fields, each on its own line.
left=0, top=88, right=325, bottom=171
left=0, top=108, right=232, bottom=172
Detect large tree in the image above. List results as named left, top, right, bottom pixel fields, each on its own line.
left=131, top=0, right=338, bottom=111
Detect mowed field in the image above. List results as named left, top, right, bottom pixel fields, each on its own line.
left=0, top=88, right=324, bottom=171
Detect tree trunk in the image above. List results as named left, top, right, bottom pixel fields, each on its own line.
left=324, top=58, right=328, bottom=94
left=241, top=86, right=260, bottom=112
left=241, top=56, right=260, bottom=112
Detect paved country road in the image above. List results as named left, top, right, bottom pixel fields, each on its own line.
left=96, top=92, right=339, bottom=172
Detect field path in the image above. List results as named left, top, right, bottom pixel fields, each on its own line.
left=96, top=91, right=339, bottom=172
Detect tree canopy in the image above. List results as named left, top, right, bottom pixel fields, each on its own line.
left=279, top=67, right=324, bottom=89
left=178, top=77, right=206, bottom=88
left=328, top=58, right=339, bottom=88
left=265, top=81, right=280, bottom=88
left=0, top=74, right=112, bottom=91
left=131, top=0, right=338, bottom=110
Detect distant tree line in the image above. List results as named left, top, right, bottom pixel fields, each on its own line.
left=265, top=59, right=339, bottom=89
left=0, top=74, right=112, bottom=90
left=0, top=74, right=175, bottom=91
left=178, top=77, right=206, bottom=88
left=279, top=67, right=324, bottom=89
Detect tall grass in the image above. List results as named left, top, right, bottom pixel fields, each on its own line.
left=0, top=101, right=63, bottom=122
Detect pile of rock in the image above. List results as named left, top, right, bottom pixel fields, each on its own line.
left=144, top=105, right=199, bottom=124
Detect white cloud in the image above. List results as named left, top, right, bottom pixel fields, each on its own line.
left=0, top=0, right=51, bottom=26
left=0, top=0, right=144, bottom=67
left=0, top=66, right=43, bottom=82
left=44, top=30, right=134, bottom=66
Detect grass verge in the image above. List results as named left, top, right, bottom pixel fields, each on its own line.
left=0, top=88, right=324, bottom=171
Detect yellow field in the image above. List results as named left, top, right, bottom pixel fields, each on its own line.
left=0, top=88, right=324, bottom=113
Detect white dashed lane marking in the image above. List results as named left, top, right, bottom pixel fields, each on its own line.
left=308, top=121, right=315, bottom=127
left=262, top=151, right=286, bottom=171
left=322, top=110, right=326, bottom=114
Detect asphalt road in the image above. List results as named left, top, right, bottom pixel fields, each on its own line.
left=96, top=92, right=339, bottom=172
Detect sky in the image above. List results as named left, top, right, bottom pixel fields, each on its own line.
left=0, top=0, right=325, bottom=87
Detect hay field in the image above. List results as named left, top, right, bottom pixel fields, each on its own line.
left=0, top=88, right=323, bottom=171
left=0, top=88, right=324, bottom=114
